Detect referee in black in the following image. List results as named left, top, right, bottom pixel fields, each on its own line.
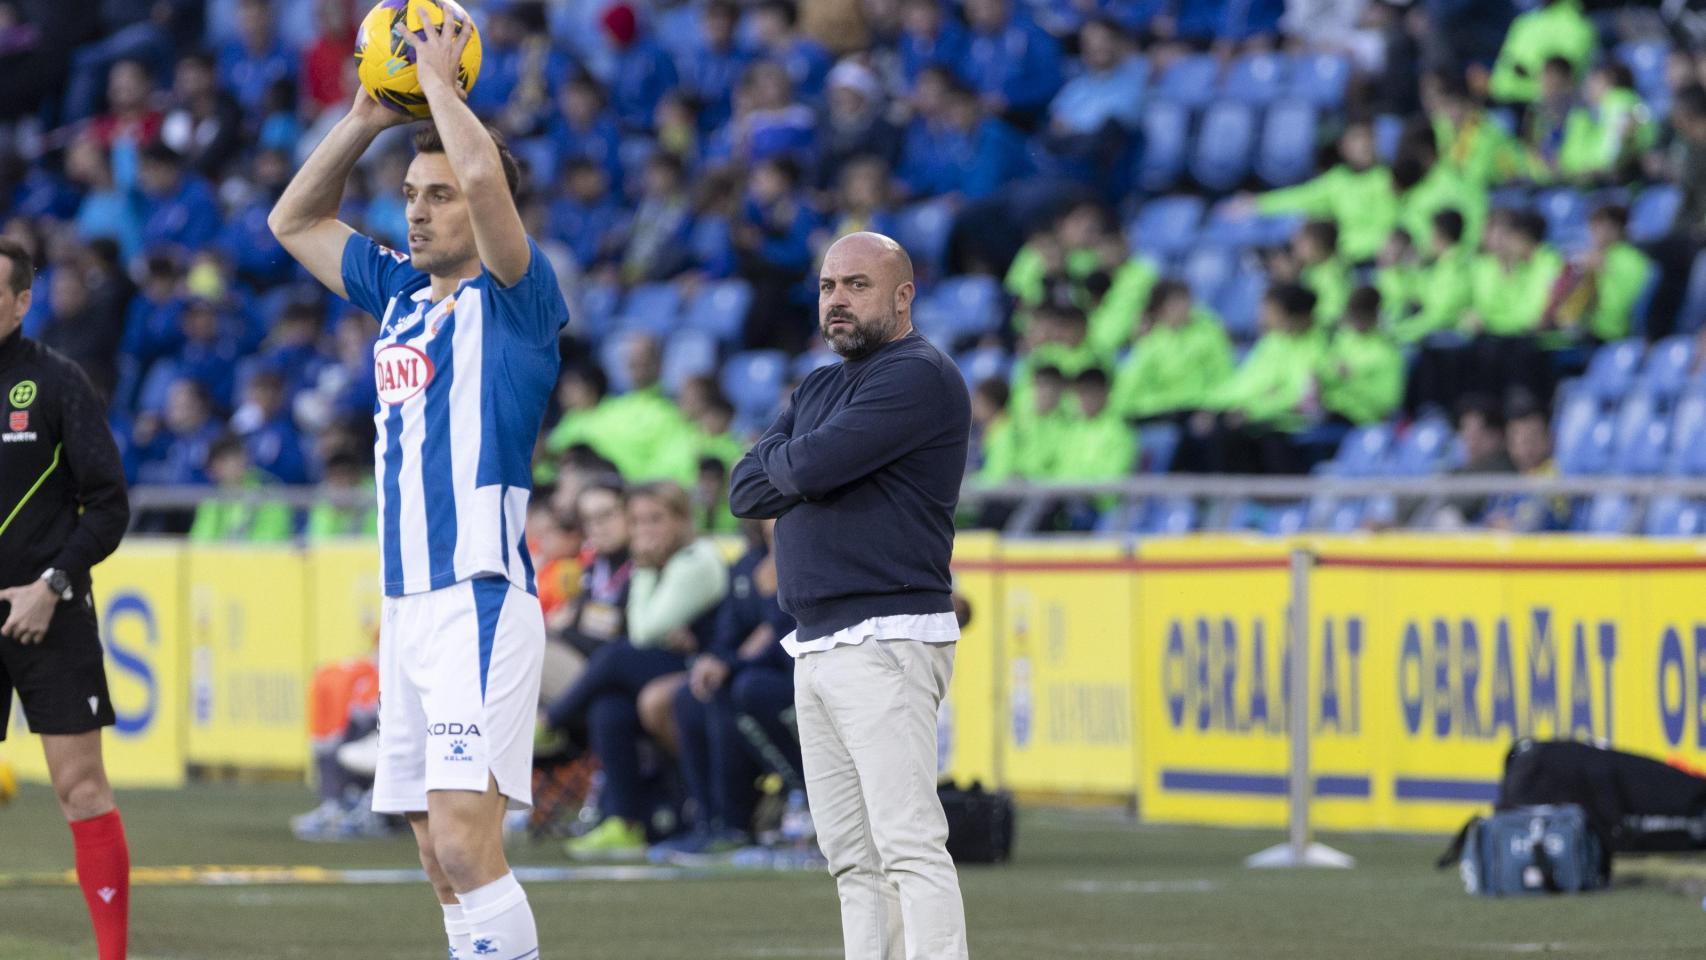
left=0, top=237, right=133, bottom=959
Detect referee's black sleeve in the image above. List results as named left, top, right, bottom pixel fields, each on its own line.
left=46, top=362, right=129, bottom=582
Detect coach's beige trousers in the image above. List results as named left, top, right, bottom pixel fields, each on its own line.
left=795, top=638, right=969, bottom=960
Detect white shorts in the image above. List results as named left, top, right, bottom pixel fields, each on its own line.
left=372, top=577, right=545, bottom=814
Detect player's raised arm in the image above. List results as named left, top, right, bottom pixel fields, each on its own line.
left=267, top=90, right=407, bottom=299
left=405, top=14, right=530, bottom=287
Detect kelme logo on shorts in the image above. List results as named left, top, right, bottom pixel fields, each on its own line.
left=8, top=380, right=35, bottom=408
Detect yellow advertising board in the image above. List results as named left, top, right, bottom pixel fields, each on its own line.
left=183, top=546, right=311, bottom=769
left=943, top=532, right=999, bottom=787
left=1, top=541, right=187, bottom=787
left=306, top=539, right=382, bottom=667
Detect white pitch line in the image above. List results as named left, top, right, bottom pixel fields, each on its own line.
left=1061, top=879, right=1218, bottom=894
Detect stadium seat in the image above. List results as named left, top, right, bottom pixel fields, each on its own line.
left=1222, top=52, right=1289, bottom=106
left=660, top=329, right=720, bottom=394
left=1140, top=496, right=1198, bottom=535
left=891, top=199, right=956, bottom=278
left=1262, top=502, right=1308, bottom=535
left=578, top=282, right=623, bottom=343
left=1373, top=113, right=1404, bottom=163
left=1286, top=53, right=1349, bottom=107
left=1256, top=99, right=1318, bottom=187
left=1138, top=100, right=1191, bottom=192
left=1578, top=493, right=1635, bottom=535
left=1215, top=268, right=1266, bottom=341
left=1154, top=54, right=1220, bottom=109
left=1535, top=188, right=1590, bottom=253
left=1645, top=494, right=1706, bottom=536
left=1331, top=423, right=1394, bottom=476
left=1629, top=184, right=1681, bottom=244
left=599, top=331, right=640, bottom=394
left=956, top=346, right=1012, bottom=389
left=684, top=279, right=752, bottom=346
left=1307, top=495, right=1365, bottom=533
left=1181, top=246, right=1237, bottom=308
left=1190, top=101, right=1257, bottom=193
left=1555, top=409, right=1616, bottom=475
left=1669, top=394, right=1706, bottom=473
left=1580, top=339, right=1646, bottom=403
left=1678, top=250, right=1706, bottom=335
left=1618, top=40, right=1671, bottom=106
left=792, top=350, right=839, bottom=379
left=720, top=350, right=788, bottom=423
left=914, top=275, right=1004, bottom=343
left=617, top=282, right=683, bottom=336
left=1138, top=421, right=1181, bottom=473
left=1390, top=415, right=1453, bottom=475
left=1640, top=335, right=1694, bottom=402
left=1127, top=195, right=1205, bottom=258
left=1613, top=398, right=1669, bottom=475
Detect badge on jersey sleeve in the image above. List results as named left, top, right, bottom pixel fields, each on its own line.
left=374, top=344, right=435, bottom=405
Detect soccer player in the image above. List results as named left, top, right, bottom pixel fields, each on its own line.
left=267, top=17, right=566, bottom=960
left=0, top=238, right=133, bottom=960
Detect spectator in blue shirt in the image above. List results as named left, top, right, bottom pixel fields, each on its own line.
left=132, top=378, right=223, bottom=486
left=137, top=297, right=241, bottom=413
left=235, top=366, right=310, bottom=485
left=1044, top=17, right=1145, bottom=195
left=546, top=73, right=626, bottom=194
left=735, top=156, right=820, bottom=352
left=749, top=0, right=833, bottom=100
left=679, top=0, right=751, bottom=133
left=601, top=2, right=680, bottom=131
left=817, top=60, right=903, bottom=190
left=1171, top=0, right=1284, bottom=49
left=961, top=0, right=1064, bottom=121
left=218, top=0, right=296, bottom=113
left=119, top=253, right=188, bottom=390
left=468, top=4, right=533, bottom=117
left=900, top=69, right=1032, bottom=201
left=897, top=0, right=970, bottom=92
left=259, top=301, right=332, bottom=400
left=731, top=61, right=817, bottom=168
left=66, top=135, right=144, bottom=263
left=622, top=153, right=696, bottom=284
left=137, top=142, right=222, bottom=253
left=221, top=148, right=295, bottom=289
left=549, top=158, right=631, bottom=270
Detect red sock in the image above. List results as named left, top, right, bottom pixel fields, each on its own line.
left=69, top=808, right=129, bottom=960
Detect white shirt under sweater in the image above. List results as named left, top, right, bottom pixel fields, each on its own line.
left=781, top=612, right=960, bottom=657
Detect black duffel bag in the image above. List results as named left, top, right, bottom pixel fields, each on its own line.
left=940, top=781, right=1015, bottom=864
left=1498, top=739, right=1706, bottom=854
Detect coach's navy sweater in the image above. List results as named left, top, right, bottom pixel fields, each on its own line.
left=729, top=332, right=970, bottom=642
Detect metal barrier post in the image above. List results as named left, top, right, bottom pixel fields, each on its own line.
left=1245, top=548, right=1354, bottom=869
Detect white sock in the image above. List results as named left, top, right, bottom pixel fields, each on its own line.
left=442, top=901, right=473, bottom=959
left=459, top=872, right=539, bottom=960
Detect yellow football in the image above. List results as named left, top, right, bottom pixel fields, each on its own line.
left=355, top=0, right=483, bottom=119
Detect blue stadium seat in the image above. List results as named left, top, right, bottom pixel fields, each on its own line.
left=1670, top=395, right=1706, bottom=474
left=1138, top=421, right=1181, bottom=473
left=1613, top=394, right=1669, bottom=475
left=956, top=346, right=1012, bottom=388
left=618, top=282, right=682, bottom=336
left=1618, top=40, right=1671, bottom=106
left=1308, top=495, right=1366, bottom=533
left=684, top=279, right=752, bottom=346
left=1373, top=113, right=1404, bottom=164
left=1629, top=184, right=1681, bottom=244
left=1555, top=409, right=1616, bottom=475
left=891, top=199, right=956, bottom=278
left=1332, top=424, right=1394, bottom=476
left=914, top=275, right=1004, bottom=343
left=1640, top=335, right=1694, bottom=402
left=1576, top=493, right=1635, bottom=534
left=1138, top=100, right=1191, bottom=192
left=1190, top=101, right=1256, bottom=193
left=1215, top=268, right=1266, bottom=341
left=1256, top=99, right=1317, bottom=187
left=1390, top=415, right=1453, bottom=475
left=1645, top=495, right=1706, bottom=536
left=1286, top=53, right=1349, bottom=107
left=1580, top=339, right=1646, bottom=403
left=720, top=350, right=789, bottom=423
left=1127, top=195, right=1205, bottom=258
left=1262, top=502, right=1309, bottom=535
left=1678, top=249, right=1706, bottom=335
left=1181, top=246, right=1237, bottom=309
left=578, top=282, right=623, bottom=343
left=599, top=331, right=640, bottom=394
left=792, top=351, right=839, bottom=379
left=660, top=329, right=720, bottom=395
left=1140, top=496, right=1198, bottom=535
left=1535, top=188, right=1590, bottom=253
left=1154, top=54, right=1220, bottom=109
left=1222, top=52, right=1289, bottom=106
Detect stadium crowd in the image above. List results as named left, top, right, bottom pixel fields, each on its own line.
left=2, top=0, right=1705, bottom=547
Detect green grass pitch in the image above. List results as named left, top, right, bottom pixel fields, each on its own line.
left=2, top=783, right=1704, bottom=958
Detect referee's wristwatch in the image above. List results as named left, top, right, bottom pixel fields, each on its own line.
left=38, top=568, right=72, bottom=602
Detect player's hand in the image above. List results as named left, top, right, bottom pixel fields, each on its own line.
left=689, top=656, right=731, bottom=702
left=0, top=581, right=57, bottom=645
left=401, top=6, right=473, bottom=101
left=348, top=84, right=410, bottom=132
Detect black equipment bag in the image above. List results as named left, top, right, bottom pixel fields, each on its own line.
left=1497, top=739, right=1706, bottom=854
left=940, top=781, right=1015, bottom=864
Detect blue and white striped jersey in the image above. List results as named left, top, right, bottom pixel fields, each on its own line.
left=340, top=234, right=568, bottom=598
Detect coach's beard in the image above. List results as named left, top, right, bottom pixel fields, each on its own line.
left=823, top=308, right=892, bottom=360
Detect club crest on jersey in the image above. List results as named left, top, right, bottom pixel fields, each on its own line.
left=374, top=344, right=434, bottom=405
left=7, top=411, right=24, bottom=432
